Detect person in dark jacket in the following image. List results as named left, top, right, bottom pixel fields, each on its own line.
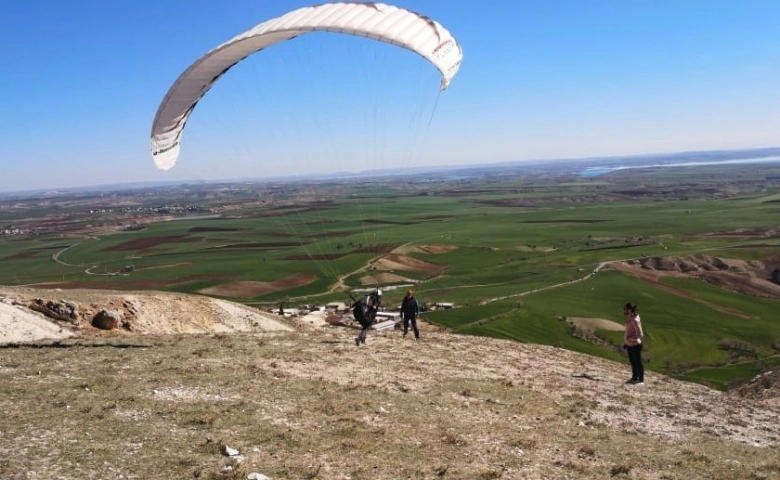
left=353, top=289, right=382, bottom=346
left=400, top=289, right=420, bottom=339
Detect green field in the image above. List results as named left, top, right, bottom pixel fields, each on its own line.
left=2, top=162, right=780, bottom=389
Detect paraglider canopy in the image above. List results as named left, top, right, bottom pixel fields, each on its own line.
left=150, top=2, right=463, bottom=172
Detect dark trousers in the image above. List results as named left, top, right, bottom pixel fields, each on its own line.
left=357, top=325, right=370, bottom=343
left=403, top=314, right=419, bottom=339
left=627, top=344, right=644, bottom=382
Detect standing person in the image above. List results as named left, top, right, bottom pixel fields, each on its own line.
left=353, top=289, right=382, bottom=346
left=623, top=303, right=644, bottom=385
left=400, top=289, right=420, bottom=339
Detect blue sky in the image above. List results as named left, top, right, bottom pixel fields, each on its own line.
left=1, top=0, right=778, bottom=192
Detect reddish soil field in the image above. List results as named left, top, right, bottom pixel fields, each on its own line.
left=203, top=242, right=303, bottom=249
left=6, top=246, right=70, bottom=260
left=198, top=273, right=316, bottom=298
left=609, top=263, right=708, bottom=303
left=416, top=245, right=456, bottom=254
left=6, top=250, right=40, bottom=260
left=688, top=227, right=779, bottom=241
left=359, top=273, right=410, bottom=285
left=372, top=253, right=446, bottom=277
left=607, top=258, right=780, bottom=318
left=283, top=253, right=347, bottom=261
left=28, top=274, right=233, bottom=291
left=102, top=235, right=202, bottom=252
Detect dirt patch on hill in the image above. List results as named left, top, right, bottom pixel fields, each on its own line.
left=567, top=316, right=624, bottom=332
left=199, top=273, right=316, bottom=298
left=393, top=244, right=455, bottom=255
left=691, top=227, right=780, bottom=240
left=697, top=272, right=780, bottom=298
left=416, top=244, right=456, bottom=254
left=515, top=245, right=557, bottom=252
left=372, top=253, right=446, bottom=276
left=606, top=262, right=753, bottom=318
left=359, top=273, right=415, bottom=286
left=613, top=254, right=780, bottom=301
left=732, top=370, right=780, bottom=408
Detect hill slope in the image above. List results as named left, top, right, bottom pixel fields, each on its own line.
left=0, top=287, right=778, bottom=479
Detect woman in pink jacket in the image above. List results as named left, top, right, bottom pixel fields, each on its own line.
left=623, top=303, right=644, bottom=385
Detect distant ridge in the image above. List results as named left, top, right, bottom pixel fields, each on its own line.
left=2, top=146, right=779, bottom=199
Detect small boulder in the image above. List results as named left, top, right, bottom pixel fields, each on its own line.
left=247, top=473, right=270, bottom=480
left=92, top=309, right=123, bottom=330
left=221, top=445, right=240, bottom=457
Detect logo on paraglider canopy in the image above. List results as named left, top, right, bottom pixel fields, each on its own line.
left=432, top=39, right=456, bottom=59
left=446, top=59, right=462, bottom=73
left=152, top=141, right=179, bottom=157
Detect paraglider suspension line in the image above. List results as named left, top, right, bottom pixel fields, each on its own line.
left=428, top=90, right=442, bottom=126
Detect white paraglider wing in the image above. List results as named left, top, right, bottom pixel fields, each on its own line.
left=150, top=2, right=463, bottom=171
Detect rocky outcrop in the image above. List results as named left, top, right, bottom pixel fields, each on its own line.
left=27, top=297, right=136, bottom=330
left=1, top=286, right=293, bottom=343
left=29, top=299, right=79, bottom=324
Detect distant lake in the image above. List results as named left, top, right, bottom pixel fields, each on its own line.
left=581, top=168, right=613, bottom=178
left=581, top=156, right=780, bottom=177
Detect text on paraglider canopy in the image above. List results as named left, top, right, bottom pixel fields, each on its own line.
left=152, top=142, right=179, bottom=156
left=432, top=39, right=456, bottom=58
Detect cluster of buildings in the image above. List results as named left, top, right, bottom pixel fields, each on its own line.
left=88, top=204, right=209, bottom=215
left=1, top=227, right=31, bottom=236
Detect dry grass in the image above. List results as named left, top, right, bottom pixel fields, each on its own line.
left=1, top=329, right=779, bottom=480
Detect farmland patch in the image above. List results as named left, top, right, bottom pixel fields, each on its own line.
left=102, top=235, right=202, bottom=252
left=198, top=273, right=316, bottom=298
